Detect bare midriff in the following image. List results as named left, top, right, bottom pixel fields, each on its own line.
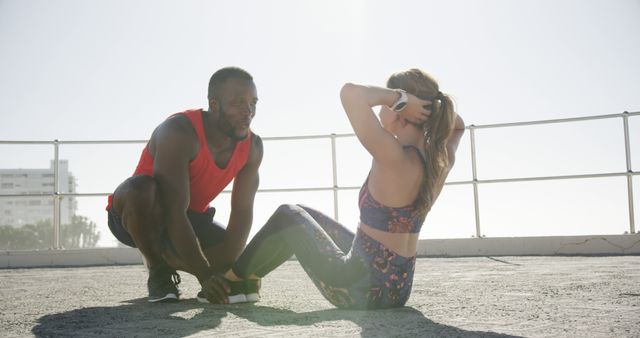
left=358, top=222, right=419, bottom=258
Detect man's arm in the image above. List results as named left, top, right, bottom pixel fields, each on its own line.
left=209, top=134, right=263, bottom=271
left=151, top=118, right=212, bottom=282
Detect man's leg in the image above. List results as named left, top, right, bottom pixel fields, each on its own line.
left=196, top=209, right=232, bottom=274
left=111, top=175, right=180, bottom=302
left=153, top=208, right=225, bottom=275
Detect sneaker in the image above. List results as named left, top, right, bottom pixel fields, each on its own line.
left=244, top=279, right=261, bottom=302
left=197, top=277, right=247, bottom=304
left=198, top=290, right=246, bottom=304
left=147, top=266, right=180, bottom=303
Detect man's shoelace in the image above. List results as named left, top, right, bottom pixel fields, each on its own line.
left=171, top=272, right=181, bottom=286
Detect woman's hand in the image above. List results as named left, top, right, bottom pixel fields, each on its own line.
left=399, top=94, right=432, bottom=125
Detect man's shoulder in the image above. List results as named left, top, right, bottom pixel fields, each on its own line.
left=150, top=113, right=198, bottom=153
left=244, top=131, right=263, bottom=166
left=249, top=131, right=263, bottom=146
left=249, top=131, right=263, bottom=154
left=156, top=113, right=197, bottom=137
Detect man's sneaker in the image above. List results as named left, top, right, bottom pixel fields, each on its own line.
left=197, top=277, right=247, bottom=304
left=244, top=279, right=261, bottom=303
left=147, top=266, right=180, bottom=303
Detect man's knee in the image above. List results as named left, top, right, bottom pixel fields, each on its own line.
left=114, top=175, right=163, bottom=240
left=115, top=175, right=160, bottom=214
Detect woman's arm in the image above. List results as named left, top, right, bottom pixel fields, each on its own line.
left=339, top=83, right=429, bottom=165
left=446, top=114, right=465, bottom=168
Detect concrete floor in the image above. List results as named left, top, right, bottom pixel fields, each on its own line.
left=1, top=256, right=639, bottom=337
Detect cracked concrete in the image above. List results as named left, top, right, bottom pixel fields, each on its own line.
left=1, top=256, right=639, bottom=337
left=553, top=237, right=640, bottom=254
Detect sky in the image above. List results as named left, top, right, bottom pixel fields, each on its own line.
left=0, top=0, right=639, bottom=247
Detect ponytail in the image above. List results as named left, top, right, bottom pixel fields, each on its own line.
left=387, top=68, right=457, bottom=216
left=414, top=92, right=455, bottom=215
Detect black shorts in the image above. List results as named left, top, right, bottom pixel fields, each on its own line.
left=107, top=207, right=225, bottom=249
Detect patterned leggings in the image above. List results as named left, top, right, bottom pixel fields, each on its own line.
left=232, top=204, right=416, bottom=309
left=231, top=204, right=371, bottom=308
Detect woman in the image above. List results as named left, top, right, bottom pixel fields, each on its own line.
left=212, top=69, right=465, bottom=309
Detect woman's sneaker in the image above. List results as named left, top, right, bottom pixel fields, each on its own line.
left=244, top=279, right=261, bottom=302
left=147, top=266, right=181, bottom=303
left=197, top=277, right=247, bottom=304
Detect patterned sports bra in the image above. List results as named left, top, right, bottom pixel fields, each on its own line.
left=357, top=146, right=427, bottom=234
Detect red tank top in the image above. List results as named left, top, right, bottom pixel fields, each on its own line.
left=107, top=109, right=252, bottom=213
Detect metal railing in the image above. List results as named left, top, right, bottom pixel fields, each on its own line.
left=0, top=111, right=638, bottom=249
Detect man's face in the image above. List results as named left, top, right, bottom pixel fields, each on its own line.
left=212, top=78, right=258, bottom=141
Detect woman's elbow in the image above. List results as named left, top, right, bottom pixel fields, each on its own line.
left=340, top=83, right=357, bottom=100
left=448, top=155, right=456, bottom=169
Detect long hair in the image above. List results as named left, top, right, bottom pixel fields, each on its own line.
left=387, top=69, right=457, bottom=216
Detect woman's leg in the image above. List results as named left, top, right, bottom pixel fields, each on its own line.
left=240, top=204, right=355, bottom=277
left=296, top=204, right=355, bottom=253
left=231, top=204, right=365, bottom=285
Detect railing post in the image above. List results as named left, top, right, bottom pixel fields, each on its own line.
left=622, top=112, right=635, bottom=233
left=469, top=126, right=482, bottom=238
left=53, top=140, right=61, bottom=249
left=330, top=134, right=339, bottom=220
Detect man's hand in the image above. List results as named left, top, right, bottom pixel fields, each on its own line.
left=200, top=275, right=230, bottom=304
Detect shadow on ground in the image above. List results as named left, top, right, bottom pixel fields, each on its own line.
left=226, top=305, right=519, bottom=337
left=32, top=298, right=519, bottom=337
left=32, top=298, right=226, bottom=337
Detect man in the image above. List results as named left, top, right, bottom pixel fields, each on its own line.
left=106, top=67, right=263, bottom=303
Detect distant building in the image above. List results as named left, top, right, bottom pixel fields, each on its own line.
left=0, top=160, right=77, bottom=227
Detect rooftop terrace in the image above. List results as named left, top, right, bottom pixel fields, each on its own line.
left=1, top=256, right=638, bottom=337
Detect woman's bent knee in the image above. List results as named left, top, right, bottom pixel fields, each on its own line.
left=275, top=204, right=311, bottom=218
left=263, top=204, right=307, bottom=231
